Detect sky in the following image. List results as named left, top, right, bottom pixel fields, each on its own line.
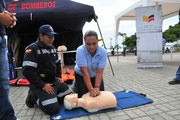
left=72, top=0, right=179, bottom=49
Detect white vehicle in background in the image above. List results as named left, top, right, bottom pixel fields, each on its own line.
left=165, top=41, right=179, bottom=53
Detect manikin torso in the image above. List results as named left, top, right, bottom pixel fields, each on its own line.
left=64, top=91, right=117, bottom=112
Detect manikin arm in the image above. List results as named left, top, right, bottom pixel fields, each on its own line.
left=64, top=91, right=117, bottom=112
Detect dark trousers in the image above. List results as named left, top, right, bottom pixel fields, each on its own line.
left=176, top=65, right=180, bottom=80
left=31, top=82, right=71, bottom=115
left=74, top=72, right=104, bottom=98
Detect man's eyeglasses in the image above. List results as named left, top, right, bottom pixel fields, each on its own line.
left=86, top=42, right=97, bottom=46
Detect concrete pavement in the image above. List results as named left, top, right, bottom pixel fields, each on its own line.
left=9, top=53, right=180, bottom=120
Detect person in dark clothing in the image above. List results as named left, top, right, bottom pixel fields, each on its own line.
left=22, top=24, right=71, bottom=115
left=111, top=48, right=115, bottom=56
left=0, top=0, right=17, bottom=120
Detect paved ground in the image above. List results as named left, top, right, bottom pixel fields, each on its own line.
left=10, top=53, right=180, bottom=120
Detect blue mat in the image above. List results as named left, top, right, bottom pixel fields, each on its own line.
left=51, top=90, right=153, bottom=120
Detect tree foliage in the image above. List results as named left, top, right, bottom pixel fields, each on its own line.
left=163, top=23, right=180, bottom=42
left=118, top=32, right=126, bottom=37
left=122, top=34, right=136, bottom=47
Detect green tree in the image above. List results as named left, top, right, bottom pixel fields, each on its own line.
left=118, top=32, right=126, bottom=47
left=163, top=23, right=180, bottom=42
left=123, top=34, right=136, bottom=47
left=118, top=32, right=126, bottom=38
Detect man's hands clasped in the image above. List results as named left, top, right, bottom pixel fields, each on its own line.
left=0, top=11, right=17, bottom=28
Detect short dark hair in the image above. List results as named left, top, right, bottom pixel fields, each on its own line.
left=84, top=30, right=98, bottom=41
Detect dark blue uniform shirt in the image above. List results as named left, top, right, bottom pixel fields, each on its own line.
left=22, top=38, right=61, bottom=89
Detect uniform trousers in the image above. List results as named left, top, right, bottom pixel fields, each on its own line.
left=31, top=82, right=71, bottom=115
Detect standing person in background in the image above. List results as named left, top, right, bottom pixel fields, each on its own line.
left=73, top=30, right=107, bottom=98
left=162, top=38, right=166, bottom=54
left=0, top=0, right=17, bottom=119
left=111, top=48, right=115, bottom=56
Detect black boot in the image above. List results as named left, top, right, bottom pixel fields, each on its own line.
left=25, top=90, right=37, bottom=108
left=168, top=78, right=180, bottom=85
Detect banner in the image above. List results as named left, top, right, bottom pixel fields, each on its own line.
left=136, top=5, right=162, bottom=33
left=7, top=0, right=56, bottom=11
left=5, top=0, right=95, bottom=66
left=135, top=5, right=163, bottom=68
left=6, top=0, right=95, bottom=25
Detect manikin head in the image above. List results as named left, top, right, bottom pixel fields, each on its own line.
left=64, top=93, right=78, bottom=110
left=57, top=45, right=67, bottom=51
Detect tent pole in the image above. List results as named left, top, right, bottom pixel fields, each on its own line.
left=95, top=19, right=115, bottom=76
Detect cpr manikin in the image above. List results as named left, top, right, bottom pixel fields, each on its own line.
left=57, top=45, right=67, bottom=59
left=64, top=91, right=117, bottom=112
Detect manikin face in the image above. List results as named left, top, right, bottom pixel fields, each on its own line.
left=85, top=36, right=98, bottom=56
left=64, top=93, right=78, bottom=110
left=40, top=34, right=55, bottom=47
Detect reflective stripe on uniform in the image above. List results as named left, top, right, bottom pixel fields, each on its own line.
left=42, top=49, right=50, bottom=54
left=36, top=99, right=39, bottom=106
left=22, top=61, right=38, bottom=68
left=55, top=59, right=60, bottom=63
left=37, top=50, right=41, bottom=55
left=41, top=97, right=57, bottom=106
left=51, top=49, right=56, bottom=53
left=37, top=49, right=56, bottom=55
left=58, top=88, right=71, bottom=98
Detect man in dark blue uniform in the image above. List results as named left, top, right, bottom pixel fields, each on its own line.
left=0, top=0, right=17, bottom=119
left=22, top=24, right=71, bottom=115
